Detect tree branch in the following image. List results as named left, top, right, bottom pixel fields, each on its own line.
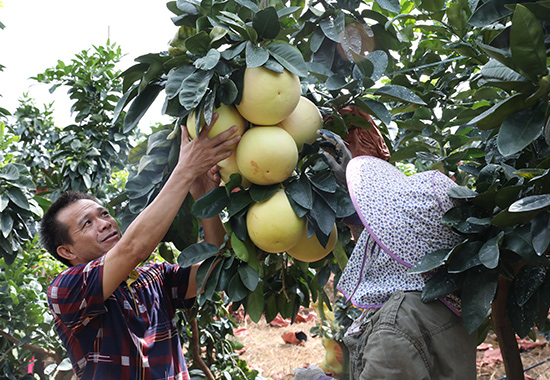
left=0, top=330, right=60, bottom=363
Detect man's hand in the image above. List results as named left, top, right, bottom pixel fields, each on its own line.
left=180, top=113, right=229, bottom=200
left=317, top=129, right=352, bottom=187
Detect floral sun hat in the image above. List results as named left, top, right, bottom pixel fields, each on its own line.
left=337, top=156, right=463, bottom=313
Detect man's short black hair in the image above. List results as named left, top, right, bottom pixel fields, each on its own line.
left=40, top=191, right=100, bottom=267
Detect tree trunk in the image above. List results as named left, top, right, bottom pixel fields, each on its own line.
left=491, top=276, right=524, bottom=380
left=189, top=318, right=215, bottom=380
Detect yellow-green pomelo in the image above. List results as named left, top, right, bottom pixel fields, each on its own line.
left=286, top=223, right=338, bottom=262
left=235, top=66, right=301, bottom=125
left=278, top=96, right=323, bottom=151
left=236, top=126, right=298, bottom=186
left=186, top=104, right=248, bottom=148
left=217, top=152, right=252, bottom=188
left=246, top=189, right=306, bottom=253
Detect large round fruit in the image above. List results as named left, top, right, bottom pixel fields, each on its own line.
left=236, top=126, right=298, bottom=186
left=217, top=152, right=252, bottom=188
left=286, top=223, right=338, bottom=262
left=186, top=104, right=247, bottom=148
left=235, top=66, right=301, bottom=125
left=246, top=189, right=306, bottom=253
left=278, top=96, right=323, bottom=151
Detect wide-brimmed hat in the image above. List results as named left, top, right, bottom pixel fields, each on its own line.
left=337, top=156, right=463, bottom=312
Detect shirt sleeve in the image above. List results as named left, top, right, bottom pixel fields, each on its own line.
left=47, top=255, right=107, bottom=332
left=160, top=262, right=194, bottom=310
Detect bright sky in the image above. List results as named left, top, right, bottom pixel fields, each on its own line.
left=0, top=0, right=176, bottom=128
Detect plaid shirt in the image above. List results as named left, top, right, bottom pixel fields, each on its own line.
left=48, top=255, right=192, bottom=380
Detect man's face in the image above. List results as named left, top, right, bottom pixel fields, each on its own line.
left=56, top=199, right=121, bottom=265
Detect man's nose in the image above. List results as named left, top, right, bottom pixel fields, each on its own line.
left=98, top=218, right=111, bottom=230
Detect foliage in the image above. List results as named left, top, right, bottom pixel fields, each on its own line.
left=0, top=41, right=139, bottom=379
left=0, top=243, right=65, bottom=380
left=28, top=41, right=134, bottom=202
left=115, top=0, right=550, bottom=377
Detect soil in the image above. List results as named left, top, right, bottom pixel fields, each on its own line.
left=233, top=311, right=550, bottom=380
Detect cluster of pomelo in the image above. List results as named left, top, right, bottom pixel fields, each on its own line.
left=187, top=66, right=337, bottom=262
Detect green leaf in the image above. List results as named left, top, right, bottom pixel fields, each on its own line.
left=375, top=0, right=401, bottom=13
left=497, top=108, right=545, bottom=156
left=461, top=266, right=498, bottom=334
left=354, top=98, right=392, bottom=126
left=374, top=85, right=427, bottom=105
left=510, top=265, right=546, bottom=307
left=409, top=249, right=450, bottom=274
left=266, top=42, right=308, bottom=77
left=226, top=272, right=249, bottom=301
left=194, top=49, right=221, bottom=70
left=246, top=281, right=264, bottom=323
left=238, top=264, right=259, bottom=291
left=6, top=187, right=30, bottom=211
left=0, top=164, right=19, bottom=181
left=509, top=194, right=550, bottom=213
left=309, top=194, right=335, bottom=237
left=448, top=241, right=483, bottom=273
left=319, top=12, right=345, bottom=42
left=228, top=191, right=252, bottom=218
left=252, top=7, right=280, bottom=39
left=191, top=186, right=230, bottom=219
left=245, top=42, right=269, bottom=68
left=468, top=0, right=514, bottom=27
left=231, top=232, right=250, bottom=262
left=123, top=84, right=164, bottom=133
left=0, top=213, right=13, bottom=238
left=510, top=5, right=548, bottom=81
left=479, top=232, right=504, bottom=269
left=177, top=242, right=220, bottom=267
left=421, top=271, right=463, bottom=302
left=448, top=186, right=478, bottom=199
left=531, top=212, right=550, bottom=255
left=286, top=176, right=313, bottom=210
left=249, top=184, right=279, bottom=202
left=309, top=171, right=337, bottom=193
left=178, top=70, right=214, bottom=111
left=185, top=31, right=210, bottom=55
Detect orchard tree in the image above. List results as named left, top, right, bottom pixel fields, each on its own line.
left=116, top=0, right=550, bottom=379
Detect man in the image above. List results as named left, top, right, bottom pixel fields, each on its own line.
left=40, top=116, right=240, bottom=380
left=319, top=128, right=477, bottom=380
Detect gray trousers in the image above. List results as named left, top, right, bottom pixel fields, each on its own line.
left=343, top=291, right=477, bottom=380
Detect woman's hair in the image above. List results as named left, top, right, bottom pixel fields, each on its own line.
left=39, top=191, right=100, bottom=267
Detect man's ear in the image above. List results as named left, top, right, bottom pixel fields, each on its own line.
left=57, top=245, right=76, bottom=263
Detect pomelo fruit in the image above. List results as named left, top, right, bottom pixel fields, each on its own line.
left=246, top=189, right=306, bottom=253
left=217, top=152, right=252, bottom=188
left=286, top=223, right=338, bottom=262
left=235, top=66, right=301, bottom=125
left=186, top=104, right=247, bottom=148
left=236, top=126, right=298, bottom=186
left=278, top=96, right=323, bottom=151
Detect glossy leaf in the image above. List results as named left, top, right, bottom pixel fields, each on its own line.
left=178, top=242, right=219, bottom=267
left=231, top=232, right=250, bottom=262
left=461, top=266, right=498, bottom=334
left=245, top=42, right=269, bottom=68
left=123, top=84, right=164, bottom=133
left=238, top=264, right=259, bottom=291
left=191, top=186, right=230, bottom=219
left=252, top=6, right=280, bottom=39
left=375, top=85, right=427, bottom=105
left=497, top=108, right=545, bottom=156
left=421, top=271, right=463, bottom=302
left=286, top=176, right=313, bottom=210
left=531, top=212, right=550, bottom=255
left=246, top=282, right=264, bottom=323
left=266, top=42, right=308, bottom=77
left=510, top=5, right=548, bottom=81
left=510, top=265, right=546, bottom=307
left=509, top=194, right=550, bottom=213
left=479, top=232, right=504, bottom=269
left=409, top=249, right=450, bottom=274
left=448, top=241, right=483, bottom=273
left=178, top=70, right=214, bottom=111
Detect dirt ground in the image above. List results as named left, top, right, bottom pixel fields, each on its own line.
left=233, top=311, right=550, bottom=380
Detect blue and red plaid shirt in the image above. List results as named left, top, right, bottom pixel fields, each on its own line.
left=48, top=255, right=192, bottom=380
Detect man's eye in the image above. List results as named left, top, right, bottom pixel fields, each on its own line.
left=83, top=220, right=91, bottom=226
